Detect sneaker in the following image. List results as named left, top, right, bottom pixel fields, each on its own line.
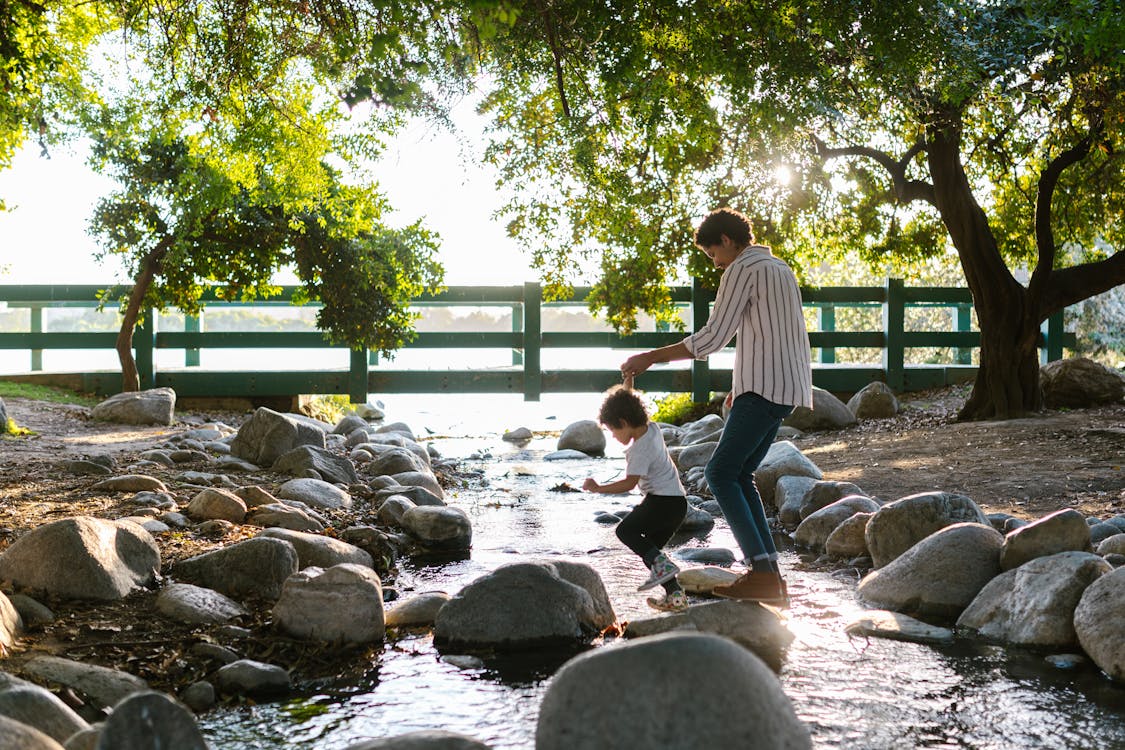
left=712, top=571, right=788, bottom=606
left=646, top=590, right=689, bottom=612
left=637, top=553, right=681, bottom=591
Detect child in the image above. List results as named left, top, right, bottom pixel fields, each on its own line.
left=583, top=383, right=689, bottom=612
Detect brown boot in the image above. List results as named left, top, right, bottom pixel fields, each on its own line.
left=713, top=571, right=788, bottom=605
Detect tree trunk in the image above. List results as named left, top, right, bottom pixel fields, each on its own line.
left=926, top=113, right=1043, bottom=420
left=116, top=240, right=170, bottom=393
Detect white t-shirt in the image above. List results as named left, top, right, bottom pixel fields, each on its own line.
left=626, top=423, right=686, bottom=497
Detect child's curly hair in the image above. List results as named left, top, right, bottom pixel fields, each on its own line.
left=598, top=385, right=649, bottom=429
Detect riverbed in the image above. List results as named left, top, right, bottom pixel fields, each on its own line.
left=197, top=397, right=1125, bottom=750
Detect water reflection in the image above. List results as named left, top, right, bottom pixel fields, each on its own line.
left=198, top=427, right=1125, bottom=750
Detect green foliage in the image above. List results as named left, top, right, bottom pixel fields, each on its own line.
left=651, top=392, right=696, bottom=425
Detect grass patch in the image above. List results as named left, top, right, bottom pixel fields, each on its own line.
left=651, top=391, right=724, bottom=425
left=0, top=381, right=100, bottom=407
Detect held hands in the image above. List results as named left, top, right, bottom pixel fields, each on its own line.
left=582, top=477, right=601, bottom=493
left=620, top=352, right=652, bottom=383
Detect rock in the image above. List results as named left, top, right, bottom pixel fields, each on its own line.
left=776, top=476, right=820, bottom=530
left=389, top=471, right=445, bottom=501
left=624, top=600, right=794, bottom=672
left=377, top=495, right=416, bottom=528
left=536, top=558, right=616, bottom=631
left=434, top=562, right=605, bottom=651
left=753, top=441, right=823, bottom=509
left=1073, top=566, right=1125, bottom=681
left=366, top=447, right=430, bottom=476
left=865, top=491, right=989, bottom=568
left=214, top=660, right=291, bottom=696
left=999, top=508, right=1092, bottom=570
left=676, top=566, right=738, bottom=594
left=1090, top=522, right=1124, bottom=546
left=400, top=506, right=472, bottom=552
left=0, top=715, right=65, bottom=750
left=94, top=691, right=207, bottom=750
left=89, top=475, right=168, bottom=493
left=276, top=477, right=352, bottom=511
left=673, top=441, right=718, bottom=471
left=229, top=407, right=326, bottom=467
left=680, top=414, right=725, bottom=445
left=794, top=495, right=880, bottom=551
left=272, top=564, right=385, bottom=644
left=0, top=397, right=7, bottom=433
left=90, top=387, right=175, bottom=426
left=957, top=551, right=1112, bottom=648
left=259, top=528, right=374, bottom=569
left=0, top=683, right=89, bottom=744
left=375, top=421, right=417, bottom=441
left=844, top=610, right=954, bottom=645
left=374, top=485, right=445, bottom=507
left=179, top=681, right=215, bottom=713
left=156, top=583, right=249, bottom=625
left=186, top=487, right=247, bottom=523
left=385, top=592, right=451, bottom=628
left=272, top=445, right=358, bottom=484
left=784, top=386, right=857, bottom=432
left=174, top=537, right=298, bottom=601
left=502, top=427, right=533, bottom=442
left=846, top=381, right=900, bottom=419
left=8, top=594, right=52, bottom=629
left=676, top=505, right=715, bottom=533
left=0, top=591, right=21, bottom=652
left=857, top=523, right=1004, bottom=619
left=557, top=420, right=606, bottom=456
left=825, top=512, right=874, bottom=559
left=59, top=460, right=113, bottom=476
left=799, top=480, right=867, bottom=520
left=543, top=449, right=591, bottom=461
left=1040, top=357, right=1125, bottom=408
left=342, top=730, right=492, bottom=750
left=354, top=402, right=385, bottom=421
left=1097, top=534, right=1125, bottom=556
left=20, top=655, right=148, bottom=710
left=246, top=502, right=325, bottom=533
left=0, top=517, right=159, bottom=602
left=536, top=632, right=811, bottom=750
left=676, top=548, right=736, bottom=566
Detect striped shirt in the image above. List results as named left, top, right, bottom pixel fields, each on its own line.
left=682, top=246, right=813, bottom=408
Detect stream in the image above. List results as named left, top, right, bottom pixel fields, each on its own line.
left=197, top=396, right=1125, bottom=749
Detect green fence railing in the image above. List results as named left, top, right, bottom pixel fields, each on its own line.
left=0, top=281, right=1074, bottom=403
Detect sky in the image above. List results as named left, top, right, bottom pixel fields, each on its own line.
left=0, top=103, right=535, bottom=288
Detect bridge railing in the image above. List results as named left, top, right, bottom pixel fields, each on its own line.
left=0, top=281, right=1073, bottom=402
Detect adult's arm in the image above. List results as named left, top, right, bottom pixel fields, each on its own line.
left=621, top=342, right=692, bottom=378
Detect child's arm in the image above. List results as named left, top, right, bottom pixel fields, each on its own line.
left=582, top=475, right=641, bottom=494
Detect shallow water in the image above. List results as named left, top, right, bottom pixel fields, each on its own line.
left=197, top=398, right=1125, bottom=750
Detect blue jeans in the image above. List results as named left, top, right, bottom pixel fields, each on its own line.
left=704, top=392, right=794, bottom=565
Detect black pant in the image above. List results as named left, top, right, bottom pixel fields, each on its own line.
left=615, top=493, right=688, bottom=568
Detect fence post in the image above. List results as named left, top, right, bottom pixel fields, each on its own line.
left=882, top=278, right=905, bottom=392
left=1044, top=311, right=1065, bottom=363
left=30, top=305, right=43, bottom=371
left=511, top=302, right=524, bottom=366
left=135, top=308, right=156, bottom=390
left=349, top=348, right=368, bottom=404
left=955, top=303, right=972, bottom=365
left=523, top=282, right=541, bottom=401
left=819, top=304, right=836, bottom=364
left=184, top=313, right=201, bottom=367
left=691, top=278, right=710, bottom=403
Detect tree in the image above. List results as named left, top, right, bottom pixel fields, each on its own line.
left=474, top=0, right=1125, bottom=419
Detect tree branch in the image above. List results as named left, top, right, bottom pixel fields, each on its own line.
left=811, top=135, right=936, bottom=206
left=1039, top=250, right=1125, bottom=319
left=540, top=5, right=571, bottom=119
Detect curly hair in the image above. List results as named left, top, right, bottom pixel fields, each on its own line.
left=694, top=207, right=755, bottom=248
left=598, top=385, right=649, bottom=428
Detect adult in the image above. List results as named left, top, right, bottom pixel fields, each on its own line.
left=620, top=207, right=813, bottom=603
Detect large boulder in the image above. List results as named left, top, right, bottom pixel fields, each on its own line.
left=784, top=386, right=857, bottom=432
left=1040, top=357, right=1125, bottom=408
left=0, top=683, right=89, bottom=745
left=0, top=517, right=159, bottom=602
left=799, top=480, right=867, bottom=520
left=400, top=506, right=472, bottom=552
left=94, top=691, right=208, bottom=750
left=433, top=562, right=607, bottom=651
left=229, top=407, right=326, bottom=467
left=776, top=476, right=819, bottom=530
left=794, top=495, right=880, bottom=552
left=174, top=537, right=298, bottom=601
left=19, top=656, right=148, bottom=710
left=557, top=420, right=606, bottom=456
left=271, top=445, right=358, bottom=484
left=258, top=528, right=374, bottom=569
left=90, top=387, right=175, bottom=426
left=957, top=551, right=1112, bottom=648
left=857, top=523, right=1004, bottom=619
left=753, top=441, right=823, bottom=509
left=865, top=491, right=989, bottom=568
left=276, top=478, right=353, bottom=511
left=846, top=381, right=900, bottom=419
left=999, top=508, right=1092, bottom=571
left=536, top=632, right=811, bottom=750
left=272, top=564, right=385, bottom=644
left=1074, top=566, right=1125, bottom=681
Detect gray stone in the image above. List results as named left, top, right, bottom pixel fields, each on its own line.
left=89, top=475, right=168, bottom=493
left=776, top=475, right=820, bottom=530
left=784, top=386, right=857, bottom=432
left=0, top=714, right=65, bottom=750
left=535, top=559, right=616, bottom=632
left=543, top=449, right=591, bottom=461
left=0, top=683, right=88, bottom=744
left=846, top=381, right=900, bottom=419
left=272, top=445, right=358, bottom=484
left=673, top=441, right=718, bottom=471
left=180, top=681, right=215, bottom=713
left=229, top=407, right=326, bottom=467
left=957, top=551, right=1112, bottom=648
left=277, top=477, right=352, bottom=510
left=1040, top=357, right=1125, bottom=408
left=1074, top=566, right=1125, bottom=681
left=59, top=460, right=113, bottom=476
left=844, top=609, right=954, bottom=645
left=174, top=537, right=298, bottom=601
left=385, top=592, right=450, bottom=628
left=795, top=495, right=880, bottom=551
left=857, top=523, right=1004, bottom=619
left=1090, top=522, right=1124, bottom=546
left=90, top=387, right=175, bottom=426
left=272, top=564, right=385, bottom=644
left=20, top=656, right=148, bottom=710
left=94, top=691, right=207, bottom=750
left=8, top=594, right=52, bottom=629
left=342, top=730, right=491, bottom=750
left=401, top=506, right=472, bottom=551
left=799, top=480, right=867, bottom=520
left=536, top=632, right=811, bottom=750
left=366, top=447, right=429, bottom=476
left=214, top=659, right=291, bottom=696
left=557, top=419, right=606, bottom=456
left=156, top=583, right=248, bottom=625
left=676, top=547, right=736, bottom=566
left=1096, top=533, right=1125, bottom=556
left=502, top=427, right=533, bottom=442
left=246, top=502, right=324, bottom=532
left=259, top=528, right=374, bottom=569
left=377, top=495, right=416, bottom=528
left=825, top=512, right=874, bottom=559
left=186, top=487, right=247, bottom=523
left=0, top=517, right=159, bottom=602
left=389, top=471, right=445, bottom=500
left=676, top=505, right=715, bottom=533
left=675, top=566, right=738, bottom=594
left=865, top=491, right=989, bottom=568
left=754, top=441, right=823, bottom=509
left=1000, top=508, right=1092, bottom=570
